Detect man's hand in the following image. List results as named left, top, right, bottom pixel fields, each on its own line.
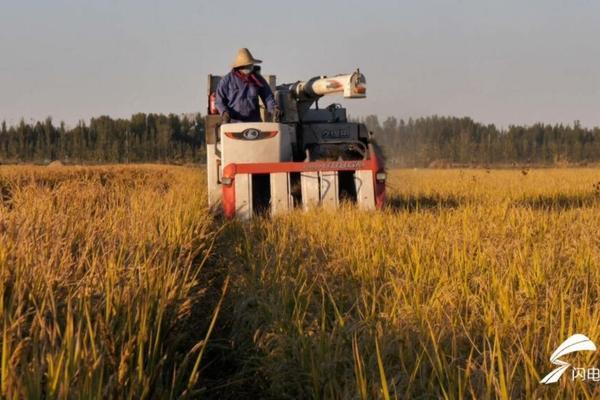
left=272, top=107, right=282, bottom=122
left=221, top=111, right=231, bottom=124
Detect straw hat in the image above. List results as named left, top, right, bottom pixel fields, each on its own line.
left=231, top=48, right=262, bottom=69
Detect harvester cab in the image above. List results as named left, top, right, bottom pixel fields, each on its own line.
left=205, top=69, right=386, bottom=219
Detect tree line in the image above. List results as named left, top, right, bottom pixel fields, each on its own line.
left=0, top=113, right=205, bottom=164
left=364, top=115, right=600, bottom=167
left=2, top=113, right=600, bottom=166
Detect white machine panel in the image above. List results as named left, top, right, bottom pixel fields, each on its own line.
left=220, top=122, right=295, bottom=166
left=355, top=170, right=375, bottom=210
left=270, top=172, right=291, bottom=216
left=319, top=171, right=339, bottom=209
left=234, top=174, right=252, bottom=220
left=301, top=172, right=320, bottom=210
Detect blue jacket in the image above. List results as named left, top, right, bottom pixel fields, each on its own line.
left=215, top=70, right=277, bottom=122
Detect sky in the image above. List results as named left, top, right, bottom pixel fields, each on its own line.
left=1, top=0, right=599, bottom=128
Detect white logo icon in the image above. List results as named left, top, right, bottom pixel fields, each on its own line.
left=540, top=334, right=597, bottom=384
left=242, top=128, right=260, bottom=140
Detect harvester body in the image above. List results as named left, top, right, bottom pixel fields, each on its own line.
left=206, top=70, right=385, bottom=219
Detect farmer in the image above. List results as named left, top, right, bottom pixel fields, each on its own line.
left=215, top=48, right=281, bottom=123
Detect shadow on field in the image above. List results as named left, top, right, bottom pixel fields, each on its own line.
left=385, top=193, right=463, bottom=211
left=515, top=193, right=599, bottom=210
left=198, top=221, right=274, bottom=400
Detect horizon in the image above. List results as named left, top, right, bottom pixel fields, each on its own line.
left=1, top=112, right=597, bottom=132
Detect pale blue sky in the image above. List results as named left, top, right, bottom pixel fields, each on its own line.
left=1, top=0, right=599, bottom=127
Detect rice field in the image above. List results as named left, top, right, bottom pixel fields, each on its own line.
left=2, top=165, right=600, bottom=399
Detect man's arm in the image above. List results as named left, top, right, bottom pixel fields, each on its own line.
left=257, top=75, right=278, bottom=113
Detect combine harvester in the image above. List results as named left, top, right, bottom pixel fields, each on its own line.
left=205, top=69, right=386, bottom=219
